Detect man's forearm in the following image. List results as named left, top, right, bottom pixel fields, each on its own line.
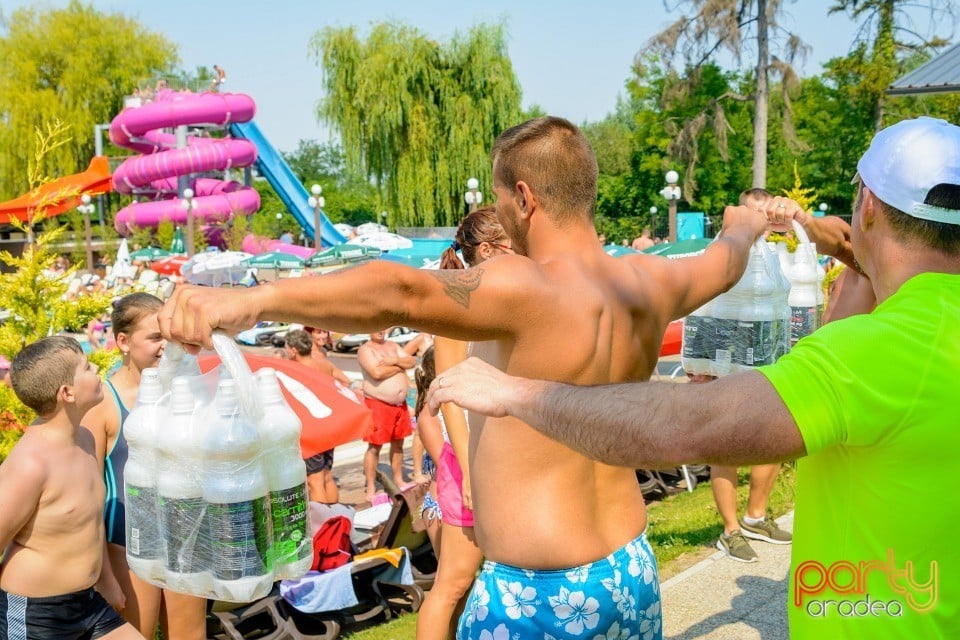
left=515, top=380, right=696, bottom=467
left=801, top=216, right=857, bottom=270
left=509, top=375, right=804, bottom=468
left=255, top=261, right=416, bottom=333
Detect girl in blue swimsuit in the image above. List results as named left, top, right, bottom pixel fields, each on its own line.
left=84, top=293, right=207, bottom=640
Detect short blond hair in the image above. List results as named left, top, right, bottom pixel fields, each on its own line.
left=11, top=336, right=84, bottom=415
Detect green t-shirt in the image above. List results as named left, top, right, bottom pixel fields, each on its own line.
left=760, top=272, right=960, bottom=639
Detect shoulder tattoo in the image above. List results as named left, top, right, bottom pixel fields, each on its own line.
left=432, top=268, right=484, bottom=309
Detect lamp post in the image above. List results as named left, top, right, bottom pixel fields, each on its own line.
left=464, top=177, right=483, bottom=213
left=180, top=188, right=195, bottom=256
left=307, top=184, right=325, bottom=251
left=649, top=206, right=658, bottom=239
left=660, top=170, right=681, bottom=243
left=818, top=203, right=828, bottom=216
left=276, top=212, right=283, bottom=240
left=78, top=194, right=96, bottom=273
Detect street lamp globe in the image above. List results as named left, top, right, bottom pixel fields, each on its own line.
left=649, top=206, right=658, bottom=215
left=466, top=177, right=479, bottom=191
left=311, top=183, right=322, bottom=197
left=665, top=170, right=679, bottom=186
left=819, top=203, right=828, bottom=213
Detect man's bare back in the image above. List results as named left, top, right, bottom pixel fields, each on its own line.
left=465, top=253, right=672, bottom=568
left=0, top=427, right=105, bottom=597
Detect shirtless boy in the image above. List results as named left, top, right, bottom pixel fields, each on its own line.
left=0, top=336, right=142, bottom=640
left=159, top=116, right=766, bottom=638
left=358, top=330, right=417, bottom=500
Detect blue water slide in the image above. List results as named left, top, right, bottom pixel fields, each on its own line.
left=229, top=121, right=346, bottom=246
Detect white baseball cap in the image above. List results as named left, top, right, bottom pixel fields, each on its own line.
left=856, top=116, right=960, bottom=224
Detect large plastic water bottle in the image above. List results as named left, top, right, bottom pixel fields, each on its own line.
left=787, top=243, right=820, bottom=345
left=202, top=379, right=273, bottom=602
left=682, top=297, right=717, bottom=377
left=709, top=241, right=790, bottom=375
left=124, top=368, right=166, bottom=581
left=256, top=368, right=312, bottom=580
left=156, top=376, right=208, bottom=593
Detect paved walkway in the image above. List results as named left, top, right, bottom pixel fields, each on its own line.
left=660, top=512, right=793, bottom=640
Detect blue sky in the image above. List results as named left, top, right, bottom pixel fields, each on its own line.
left=3, top=1, right=953, bottom=152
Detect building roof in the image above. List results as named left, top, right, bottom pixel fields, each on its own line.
left=887, top=42, right=960, bottom=96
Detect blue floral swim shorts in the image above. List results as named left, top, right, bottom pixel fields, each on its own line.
left=457, top=531, right=662, bottom=639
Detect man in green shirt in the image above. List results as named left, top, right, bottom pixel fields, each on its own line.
left=427, top=117, right=960, bottom=638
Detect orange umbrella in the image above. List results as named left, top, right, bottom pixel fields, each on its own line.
left=149, top=254, right=189, bottom=276
left=660, top=319, right=683, bottom=357
left=198, top=353, right=374, bottom=457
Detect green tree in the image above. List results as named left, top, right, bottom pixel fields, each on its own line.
left=642, top=0, right=808, bottom=191
left=280, top=139, right=379, bottom=227
left=309, top=22, right=522, bottom=227
left=828, top=0, right=956, bottom=131
left=0, top=1, right=178, bottom=199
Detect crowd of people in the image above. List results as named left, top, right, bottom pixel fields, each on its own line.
left=0, top=114, right=957, bottom=639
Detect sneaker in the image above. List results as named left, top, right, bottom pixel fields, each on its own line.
left=739, top=515, right=793, bottom=545
left=717, top=530, right=758, bottom=563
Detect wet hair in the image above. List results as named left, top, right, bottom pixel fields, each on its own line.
left=739, top=188, right=773, bottom=206
left=875, top=183, right=960, bottom=255
left=491, top=116, right=598, bottom=223
left=11, top=336, right=84, bottom=415
left=111, top=292, right=162, bottom=339
left=284, top=329, right=313, bottom=356
left=439, top=206, right=508, bottom=269
left=414, top=346, right=436, bottom=417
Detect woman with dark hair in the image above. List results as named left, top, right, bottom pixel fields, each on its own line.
left=417, top=206, right=512, bottom=640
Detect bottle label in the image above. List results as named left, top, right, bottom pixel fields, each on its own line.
left=790, top=306, right=819, bottom=344
left=125, top=484, right=162, bottom=561
left=269, top=484, right=309, bottom=565
left=159, top=495, right=204, bottom=573
left=730, top=320, right=780, bottom=366
left=207, top=497, right=272, bottom=580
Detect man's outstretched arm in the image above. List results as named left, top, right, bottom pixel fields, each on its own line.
left=428, top=358, right=806, bottom=468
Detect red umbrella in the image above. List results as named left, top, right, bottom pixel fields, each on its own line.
left=149, top=254, right=189, bottom=276
left=660, top=319, right=683, bottom=357
left=198, top=353, right=374, bottom=457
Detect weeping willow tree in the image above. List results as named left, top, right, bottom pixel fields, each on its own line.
left=0, top=1, right=177, bottom=199
left=309, top=22, right=522, bottom=227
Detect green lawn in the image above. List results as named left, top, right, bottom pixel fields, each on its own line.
left=338, top=466, right=797, bottom=639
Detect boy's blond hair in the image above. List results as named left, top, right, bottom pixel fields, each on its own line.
left=11, top=336, right=84, bottom=415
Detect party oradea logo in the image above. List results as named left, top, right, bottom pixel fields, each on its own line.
left=794, top=549, right=938, bottom=618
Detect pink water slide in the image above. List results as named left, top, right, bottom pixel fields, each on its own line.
left=110, top=89, right=260, bottom=233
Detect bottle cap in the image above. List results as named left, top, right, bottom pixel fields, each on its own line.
left=170, top=376, right=195, bottom=414
left=139, top=368, right=163, bottom=403
left=216, top=379, right=240, bottom=415
left=255, top=368, right=284, bottom=403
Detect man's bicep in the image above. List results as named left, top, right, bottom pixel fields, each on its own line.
left=638, top=248, right=737, bottom=321
left=704, top=373, right=807, bottom=465
left=415, top=258, right=542, bottom=340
